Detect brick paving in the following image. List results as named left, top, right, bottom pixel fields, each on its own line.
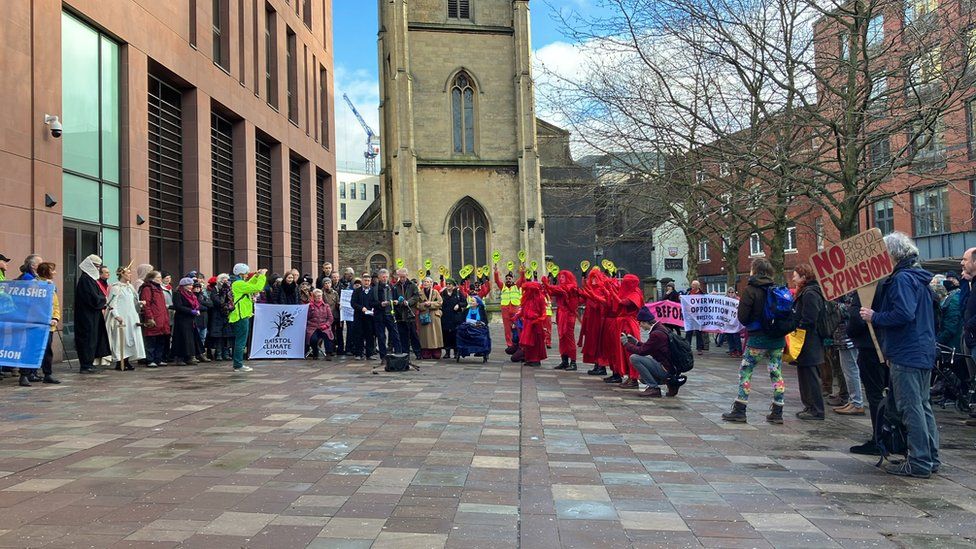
left=0, top=325, right=974, bottom=548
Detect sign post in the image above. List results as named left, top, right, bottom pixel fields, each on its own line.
left=810, top=228, right=893, bottom=362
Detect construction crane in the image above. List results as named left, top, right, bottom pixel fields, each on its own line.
left=342, top=93, right=380, bottom=174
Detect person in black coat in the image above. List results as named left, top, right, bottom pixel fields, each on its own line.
left=369, top=270, right=401, bottom=359
left=440, top=280, right=466, bottom=359
left=270, top=272, right=301, bottom=304
left=206, top=276, right=235, bottom=360
left=847, top=291, right=890, bottom=455
left=350, top=273, right=376, bottom=359
left=170, top=277, right=203, bottom=365
left=74, top=255, right=111, bottom=373
left=792, top=264, right=825, bottom=420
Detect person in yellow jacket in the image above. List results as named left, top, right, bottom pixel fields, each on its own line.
left=33, top=262, right=61, bottom=384
left=494, top=265, right=525, bottom=347
left=229, top=263, right=268, bottom=372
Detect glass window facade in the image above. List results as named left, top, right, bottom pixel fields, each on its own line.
left=61, top=12, right=121, bottom=261
left=913, top=186, right=949, bottom=237
left=873, top=198, right=895, bottom=235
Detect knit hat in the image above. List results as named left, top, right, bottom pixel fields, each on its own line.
left=232, top=263, right=249, bottom=276
left=636, top=306, right=655, bottom=323
left=178, top=277, right=195, bottom=287
left=208, top=276, right=218, bottom=286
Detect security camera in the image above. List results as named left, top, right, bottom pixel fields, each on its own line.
left=44, top=115, right=62, bottom=138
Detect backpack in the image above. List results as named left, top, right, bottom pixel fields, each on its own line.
left=657, top=324, right=694, bottom=375
left=874, top=387, right=908, bottom=467
left=815, top=288, right=842, bottom=339
left=761, top=286, right=797, bottom=338
left=384, top=353, right=412, bottom=372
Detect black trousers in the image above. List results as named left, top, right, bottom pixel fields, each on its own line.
left=797, top=364, right=825, bottom=416
left=443, top=328, right=457, bottom=352
left=857, top=347, right=889, bottom=437
left=358, top=317, right=376, bottom=357
left=346, top=318, right=362, bottom=356
left=334, top=320, right=345, bottom=354
left=374, top=315, right=399, bottom=358
left=397, top=321, right=421, bottom=356
left=38, top=335, right=54, bottom=376
left=685, top=330, right=707, bottom=351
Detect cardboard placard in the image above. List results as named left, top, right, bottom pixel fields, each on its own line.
left=811, top=228, right=893, bottom=301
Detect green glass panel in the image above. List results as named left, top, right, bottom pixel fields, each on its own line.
left=100, top=37, right=120, bottom=183
left=101, top=227, right=120, bottom=271
left=102, top=184, right=119, bottom=227
left=61, top=13, right=100, bottom=177
left=62, top=173, right=99, bottom=223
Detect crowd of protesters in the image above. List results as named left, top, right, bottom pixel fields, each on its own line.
left=1, top=230, right=971, bottom=479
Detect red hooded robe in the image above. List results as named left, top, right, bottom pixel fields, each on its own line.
left=602, top=274, right=644, bottom=378
left=518, top=281, right=548, bottom=363
left=578, top=268, right=609, bottom=366
left=543, top=270, right=580, bottom=360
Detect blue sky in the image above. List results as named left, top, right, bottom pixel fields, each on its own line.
left=332, top=1, right=598, bottom=172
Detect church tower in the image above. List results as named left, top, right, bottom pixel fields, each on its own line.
left=377, top=0, right=545, bottom=276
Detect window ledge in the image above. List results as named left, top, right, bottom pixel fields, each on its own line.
left=749, top=253, right=766, bottom=258
left=698, top=260, right=711, bottom=264
left=214, top=61, right=232, bottom=77
left=784, top=249, right=798, bottom=254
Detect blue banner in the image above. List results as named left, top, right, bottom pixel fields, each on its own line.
left=0, top=281, right=55, bottom=369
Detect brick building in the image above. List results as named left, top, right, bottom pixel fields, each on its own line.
left=1, top=1, right=336, bottom=341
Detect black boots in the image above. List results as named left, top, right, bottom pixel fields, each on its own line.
left=18, top=375, right=31, bottom=387
left=555, top=356, right=569, bottom=370
left=766, top=403, right=784, bottom=424
left=567, top=360, right=577, bottom=371
left=587, top=366, right=607, bottom=376
left=721, top=401, right=747, bottom=423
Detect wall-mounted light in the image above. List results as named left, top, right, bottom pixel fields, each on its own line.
left=136, top=214, right=146, bottom=225
left=44, top=194, right=57, bottom=208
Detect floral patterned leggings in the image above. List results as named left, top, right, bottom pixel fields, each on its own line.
left=736, top=347, right=785, bottom=406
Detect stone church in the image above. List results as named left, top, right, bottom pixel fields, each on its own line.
left=353, top=0, right=545, bottom=276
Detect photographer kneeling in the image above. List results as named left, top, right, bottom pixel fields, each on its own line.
left=622, top=308, right=678, bottom=398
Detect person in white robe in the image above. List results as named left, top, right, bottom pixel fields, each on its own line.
left=106, top=264, right=146, bottom=369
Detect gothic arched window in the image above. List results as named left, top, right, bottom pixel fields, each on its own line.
left=449, top=199, right=489, bottom=274
left=451, top=72, right=476, bottom=154
left=368, top=253, right=388, bottom=273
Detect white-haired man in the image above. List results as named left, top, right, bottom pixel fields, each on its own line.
left=860, top=232, right=939, bottom=478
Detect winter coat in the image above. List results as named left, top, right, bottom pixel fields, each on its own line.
left=305, top=300, right=334, bottom=344
left=623, top=322, right=674, bottom=373
left=139, top=282, right=171, bottom=337
left=938, top=289, right=963, bottom=350
left=846, top=292, right=876, bottom=350
left=170, top=290, right=202, bottom=359
left=962, top=279, right=976, bottom=347
left=393, top=279, right=420, bottom=322
left=440, top=289, right=466, bottom=333
left=105, top=282, right=146, bottom=361
left=194, top=289, right=212, bottom=330
left=271, top=281, right=301, bottom=305
left=737, top=275, right=784, bottom=350
left=415, top=286, right=443, bottom=349
left=792, top=281, right=825, bottom=367
left=207, top=284, right=234, bottom=338
left=73, top=274, right=111, bottom=364
left=872, top=256, right=936, bottom=369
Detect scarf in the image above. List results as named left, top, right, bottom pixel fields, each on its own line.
left=79, top=254, right=101, bottom=282
left=179, top=286, right=200, bottom=310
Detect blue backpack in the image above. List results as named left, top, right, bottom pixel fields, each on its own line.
left=759, top=286, right=797, bottom=338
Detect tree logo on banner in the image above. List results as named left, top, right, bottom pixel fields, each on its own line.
left=273, top=311, right=295, bottom=338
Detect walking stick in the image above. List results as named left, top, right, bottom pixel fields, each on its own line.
left=54, top=329, right=74, bottom=370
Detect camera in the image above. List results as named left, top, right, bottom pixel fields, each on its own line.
left=44, top=115, right=62, bottom=138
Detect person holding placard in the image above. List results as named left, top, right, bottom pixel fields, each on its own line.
left=859, top=232, right=940, bottom=478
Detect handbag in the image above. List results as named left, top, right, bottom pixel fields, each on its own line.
left=783, top=328, right=806, bottom=363
left=419, top=312, right=432, bottom=325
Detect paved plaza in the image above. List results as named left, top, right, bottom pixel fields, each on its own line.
left=0, top=326, right=975, bottom=548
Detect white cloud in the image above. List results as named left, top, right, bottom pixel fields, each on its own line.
left=334, top=65, right=380, bottom=174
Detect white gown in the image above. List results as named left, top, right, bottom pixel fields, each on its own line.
left=105, top=282, right=146, bottom=361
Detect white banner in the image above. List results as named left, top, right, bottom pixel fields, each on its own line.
left=250, top=304, right=310, bottom=359
left=680, top=294, right=744, bottom=334
left=339, top=289, right=354, bottom=322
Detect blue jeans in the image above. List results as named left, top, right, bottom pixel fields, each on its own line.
left=232, top=318, right=251, bottom=369
left=630, top=354, right=669, bottom=386
left=726, top=332, right=742, bottom=354
left=837, top=347, right=863, bottom=407
left=890, top=363, right=940, bottom=474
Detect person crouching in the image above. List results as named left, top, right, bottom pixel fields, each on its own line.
left=622, top=307, right=678, bottom=398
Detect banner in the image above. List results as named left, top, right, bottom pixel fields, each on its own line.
left=250, top=304, right=309, bottom=359
left=811, top=228, right=893, bottom=301
left=339, top=289, right=354, bottom=322
left=680, top=294, right=743, bottom=334
left=0, top=281, right=55, bottom=369
left=644, top=300, right=684, bottom=328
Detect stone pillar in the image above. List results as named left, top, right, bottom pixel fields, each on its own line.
left=271, top=143, right=290, bottom=273
left=233, top=119, right=257, bottom=267
left=320, top=170, right=338, bottom=264
left=121, top=46, right=150, bottom=265
left=300, top=159, right=314, bottom=274
left=181, top=88, right=213, bottom=275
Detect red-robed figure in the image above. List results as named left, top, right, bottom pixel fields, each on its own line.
left=518, top=281, right=548, bottom=366
left=543, top=270, right=581, bottom=370
left=596, top=274, right=644, bottom=386
left=578, top=268, right=609, bottom=376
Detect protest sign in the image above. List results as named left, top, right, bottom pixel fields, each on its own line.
left=680, top=294, right=744, bottom=334
left=644, top=300, right=685, bottom=328
left=811, top=227, right=892, bottom=361
left=250, top=304, right=309, bottom=359
left=811, top=227, right=893, bottom=301
left=339, top=289, right=354, bottom=322
left=0, top=281, right=55, bottom=369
